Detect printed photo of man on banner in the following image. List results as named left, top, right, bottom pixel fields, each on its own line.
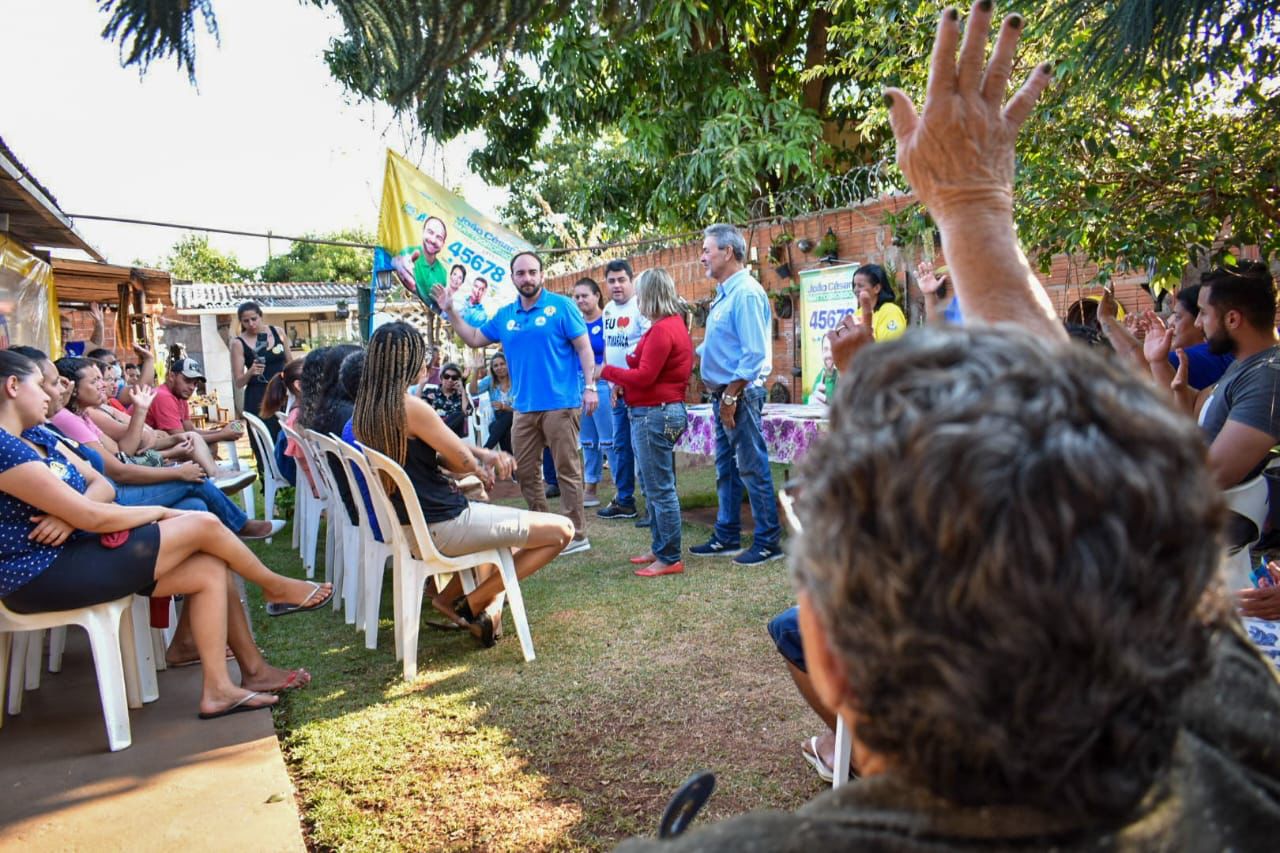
left=372, top=149, right=529, bottom=330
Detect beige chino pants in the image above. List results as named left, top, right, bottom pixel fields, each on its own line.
left=512, top=408, right=585, bottom=537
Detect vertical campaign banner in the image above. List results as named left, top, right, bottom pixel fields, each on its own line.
left=374, top=149, right=528, bottom=331
left=797, top=263, right=859, bottom=399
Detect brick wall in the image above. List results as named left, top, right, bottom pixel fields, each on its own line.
left=544, top=194, right=1162, bottom=403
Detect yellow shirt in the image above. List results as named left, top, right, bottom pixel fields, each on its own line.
left=873, top=302, right=907, bottom=341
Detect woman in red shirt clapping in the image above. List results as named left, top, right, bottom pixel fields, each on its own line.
left=601, top=268, right=694, bottom=576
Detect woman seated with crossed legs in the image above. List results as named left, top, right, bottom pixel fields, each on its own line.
left=0, top=350, right=332, bottom=718
left=353, top=321, right=573, bottom=647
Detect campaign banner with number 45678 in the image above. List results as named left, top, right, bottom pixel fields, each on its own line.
left=797, top=263, right=860, bottom=402
left=374, top=149, right=529, bottom=324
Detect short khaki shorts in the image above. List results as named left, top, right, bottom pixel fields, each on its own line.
left=422, top=501, right=531, bottom=557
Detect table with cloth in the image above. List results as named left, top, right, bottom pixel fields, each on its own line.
left=675, top=403, right=828, bottom=464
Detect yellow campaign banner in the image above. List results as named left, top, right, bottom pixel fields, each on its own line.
left=374, top=149, right=528, bottom=326
left=0, top=234, right=56, bottom=353
left=797, top=263, right=860, bottom=404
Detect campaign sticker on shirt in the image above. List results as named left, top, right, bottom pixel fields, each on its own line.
left=47, top=459, right=70, bottom=481
left=535, top=316, right=547, bottom=326
left=618, top=316, right=630, bottom=328
left=506, top=319, right=518, bottom=331
left=886, top=320, right=900, bottom=331
left=591, top=323, right=602, bottom=335
left=544, top=306, right=557, bottom=316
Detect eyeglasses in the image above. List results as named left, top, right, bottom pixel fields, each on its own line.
left=442, top=373, right=461, bottom=381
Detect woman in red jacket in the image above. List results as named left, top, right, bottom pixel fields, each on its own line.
left=602, top=268, right=694, bottom=576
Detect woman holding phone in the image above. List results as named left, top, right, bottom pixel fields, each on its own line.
left=230, top=301, right=294, bottom=426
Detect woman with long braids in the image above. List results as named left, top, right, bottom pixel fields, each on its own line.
left=0, top=350, right=331, bottom=719
left=354, top=322, right=573, bottom=646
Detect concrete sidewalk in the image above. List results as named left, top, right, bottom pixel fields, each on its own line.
left=0, top=630, right=305, bottom=852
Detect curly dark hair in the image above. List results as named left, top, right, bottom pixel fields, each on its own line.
left=303, top=344, right=361, bottom=436
left=791, top=327, right=1228, bottom=821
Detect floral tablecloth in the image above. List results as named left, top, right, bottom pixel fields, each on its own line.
left=675, top=403, right=829, bottom=464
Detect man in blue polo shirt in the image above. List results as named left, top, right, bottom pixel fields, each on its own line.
left=691, top=223, right=783, bottom=565
left=433, top=251, right=597, bottom=554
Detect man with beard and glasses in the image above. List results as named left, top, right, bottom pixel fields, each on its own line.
left=1193, top=261, right=1280, bottom=490
left=433, top=250, right=597, bottom=555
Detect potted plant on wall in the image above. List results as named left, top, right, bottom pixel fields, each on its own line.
left=770, top=232, right=795, bottom=279
left=817, top=228, right=839, bottom=263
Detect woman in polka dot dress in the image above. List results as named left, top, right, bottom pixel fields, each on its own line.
left=0, top=350, right=332, bottom=720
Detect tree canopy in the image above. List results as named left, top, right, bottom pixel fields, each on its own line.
left=162, top=234, right=250, bottom=283
left=259, top=229, right=374, bottom=283
left=104, top=0, right=1278, bottom=281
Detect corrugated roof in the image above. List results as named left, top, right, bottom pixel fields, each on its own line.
left=0, top=136, right=104, bottom=260
left=171, top=282, right=378, bottom=313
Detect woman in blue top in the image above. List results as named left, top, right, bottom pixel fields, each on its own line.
left=0, top=350, right=332, bottom=719
left=471, top=351, right=515, bottom=453
left=572, top=277, right=615, bottom=508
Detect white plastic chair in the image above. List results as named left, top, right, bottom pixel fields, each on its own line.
left=337, top=440, right=399, bottom=650
left=833, top=715, right=853, bottom=788
left=280, top=422, right=330, bottom=580
left=363, top=445, right=537, bottom=679
left=1223, top=473, right=1271, bottom=591
left=307, top=431, right=362, bottom=625
left=0, top=595, right=146, bottom=751
left=469, top=391, right=493, bottom=448
left=293, top=428, right=345, bottom=611
left=243, top=413, right=291, bottom=542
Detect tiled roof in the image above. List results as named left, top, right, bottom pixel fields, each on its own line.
left=171, top=282, right=410, bottom=312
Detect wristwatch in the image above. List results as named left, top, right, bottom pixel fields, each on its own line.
left=721, top=392, right=739, bottom=406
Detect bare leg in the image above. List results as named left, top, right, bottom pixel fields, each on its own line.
left=181, top=431, right=221, bottom=477
left=463, top=512, right=573, bottom=612
left=222, top=576, right=312, bottom=691
left=151, top=552, right=277, bottom=715
left=156, top=512, right=330, bottom=608
left=786, top=661, right=842, bottom=769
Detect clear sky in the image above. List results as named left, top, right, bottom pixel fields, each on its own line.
left=1, top=1, right=504, bottom=271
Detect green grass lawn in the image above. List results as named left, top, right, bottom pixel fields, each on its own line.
left=245, top=460, right=818, bottom=851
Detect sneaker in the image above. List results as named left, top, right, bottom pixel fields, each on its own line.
left=634, top=517, right=651, bottom=529
left=238, top=519, right=287, bottom=540
left=583, top=487, right=601, bottom=508
left=733, top=543, right=786, bottom=565
left=545, top=484, right=561, bottom=498
left=597, top=501, right=638, bottom=519
left=689, top=538, right=742, bottom=557
left=215, top=470, right=257, bottom=495
left=561, top=536, right=591, bottom=556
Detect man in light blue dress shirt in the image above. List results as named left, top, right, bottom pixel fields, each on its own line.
left=690, top=224, right=783, bottom=565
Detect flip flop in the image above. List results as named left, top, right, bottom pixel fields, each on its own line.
left=271, top=668, right=310, bottom=692
left=265, top=583, right=334, bottom=617
left=801, top=736, right=835, bottom=783
left=198, top=691, right=276, bottom=720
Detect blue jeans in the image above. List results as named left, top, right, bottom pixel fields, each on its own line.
left=712, top=384, right=780, bottom=549
left=580, top=379, right=615, bottom=485
left=543, top=447, right=558, bottom=488
left=115, top=479, right=248, bottom=533
left=273, top=429, right=297, bottom=486
left=630, top=402, right=687, bottom=564
left=611, top=398, right=636, bottom=505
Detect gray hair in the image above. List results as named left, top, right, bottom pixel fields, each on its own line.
left=704, top=223, right=746, bottom=262
left=635, top=268, right=683, bottom=320
left=791, top=326, right=1227, bottom=820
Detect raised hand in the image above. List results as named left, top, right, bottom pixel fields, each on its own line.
left=885, top=4, right=1053, bottom=225
left=1171, top=349, right=1189, bottom=394
left=917, top=260, right=944, bottom=296
left=1141, top=310, right=1173, bottom=365
left=829, top=312, right=875, bottom=372
left=392, top=251, right=420, bottom=293
left=130, top=384, right=156, bottom=410
left=858, top=288, right=876, bottom=333
left=1098, top=287, right=1120, bottom=322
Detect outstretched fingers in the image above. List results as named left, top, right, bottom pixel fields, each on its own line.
left=925, top=8, right=962, bottom=104
left=981, top=14, right=1025, bottom=104
left=1002, top=62, right=1054, bottom=130
left=884, top=88, right=920, bottom=146
left=956, top=0, right=997, bottom=92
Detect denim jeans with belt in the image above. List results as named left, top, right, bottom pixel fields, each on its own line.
left=629, top=401, right=687, bottom=564
left=115, top=478, right=248, bottom=532
left=712, top=384, right=780, bottom=549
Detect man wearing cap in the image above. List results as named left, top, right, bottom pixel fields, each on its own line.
left=147, top=357, right=243, bottom=445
